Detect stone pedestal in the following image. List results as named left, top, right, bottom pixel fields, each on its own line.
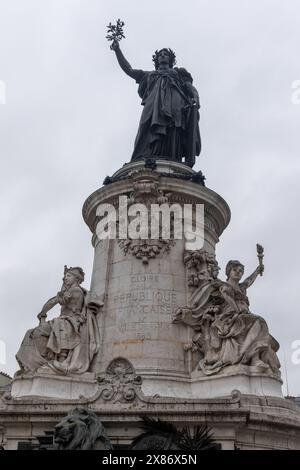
left=2, top=390, right=300, bottom=450
left=82, top=160, right=281, bottom=400
left=142, top=367, right=282, bottom=399
left=3, top=159, right=300, bottom=450
left=11, top=371, right=97, bottom=400
left=82, top=160, right=233, bottom=395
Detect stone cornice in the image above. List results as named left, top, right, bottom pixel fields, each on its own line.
left=82, top=174, right=231, bottom=238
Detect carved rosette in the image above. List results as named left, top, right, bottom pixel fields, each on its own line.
left=97, top=358, right=142, bottom=403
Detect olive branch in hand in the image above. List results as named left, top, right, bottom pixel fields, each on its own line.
left=106, top=19, right=125, bottom=49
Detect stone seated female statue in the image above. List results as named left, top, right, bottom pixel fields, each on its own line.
left=173, top=258, right=281, bottom=377
left=16, top=266, right=101, bottom=376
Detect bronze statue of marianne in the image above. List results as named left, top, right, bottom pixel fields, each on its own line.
left=107, top=20, right=201, bottom=168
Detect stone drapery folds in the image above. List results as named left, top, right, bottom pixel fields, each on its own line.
left=173, top=250, right=281, bottom=377
left=16, top=266, right=102, bottom=376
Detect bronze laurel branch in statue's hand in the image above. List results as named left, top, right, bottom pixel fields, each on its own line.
left=106, top=19, right=125, bottom=50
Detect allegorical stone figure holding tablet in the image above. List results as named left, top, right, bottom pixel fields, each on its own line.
left=16, top=266, right=101, bottom=375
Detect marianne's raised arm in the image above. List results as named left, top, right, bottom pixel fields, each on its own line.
left=111, top=41, right=144, bottom=81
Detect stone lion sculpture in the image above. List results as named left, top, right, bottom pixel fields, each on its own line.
left=54, top=408, right=113, bottom=450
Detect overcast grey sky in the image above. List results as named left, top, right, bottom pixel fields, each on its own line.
left=0, top=0, right=299, bottom=394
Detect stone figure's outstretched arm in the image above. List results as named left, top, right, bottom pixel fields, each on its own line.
left=111, top=41, right=143, bottom=81
left=38, top=288, right=73, bottom=315
left=241, top=264, right=264, bottom=290
left=37, top=295, right=59, bottom=319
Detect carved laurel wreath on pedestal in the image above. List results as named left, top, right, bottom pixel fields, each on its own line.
left=117, top=178, right=175, bottom=264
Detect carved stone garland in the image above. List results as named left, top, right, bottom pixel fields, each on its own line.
left=117, top=177, right=175, bottom=264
